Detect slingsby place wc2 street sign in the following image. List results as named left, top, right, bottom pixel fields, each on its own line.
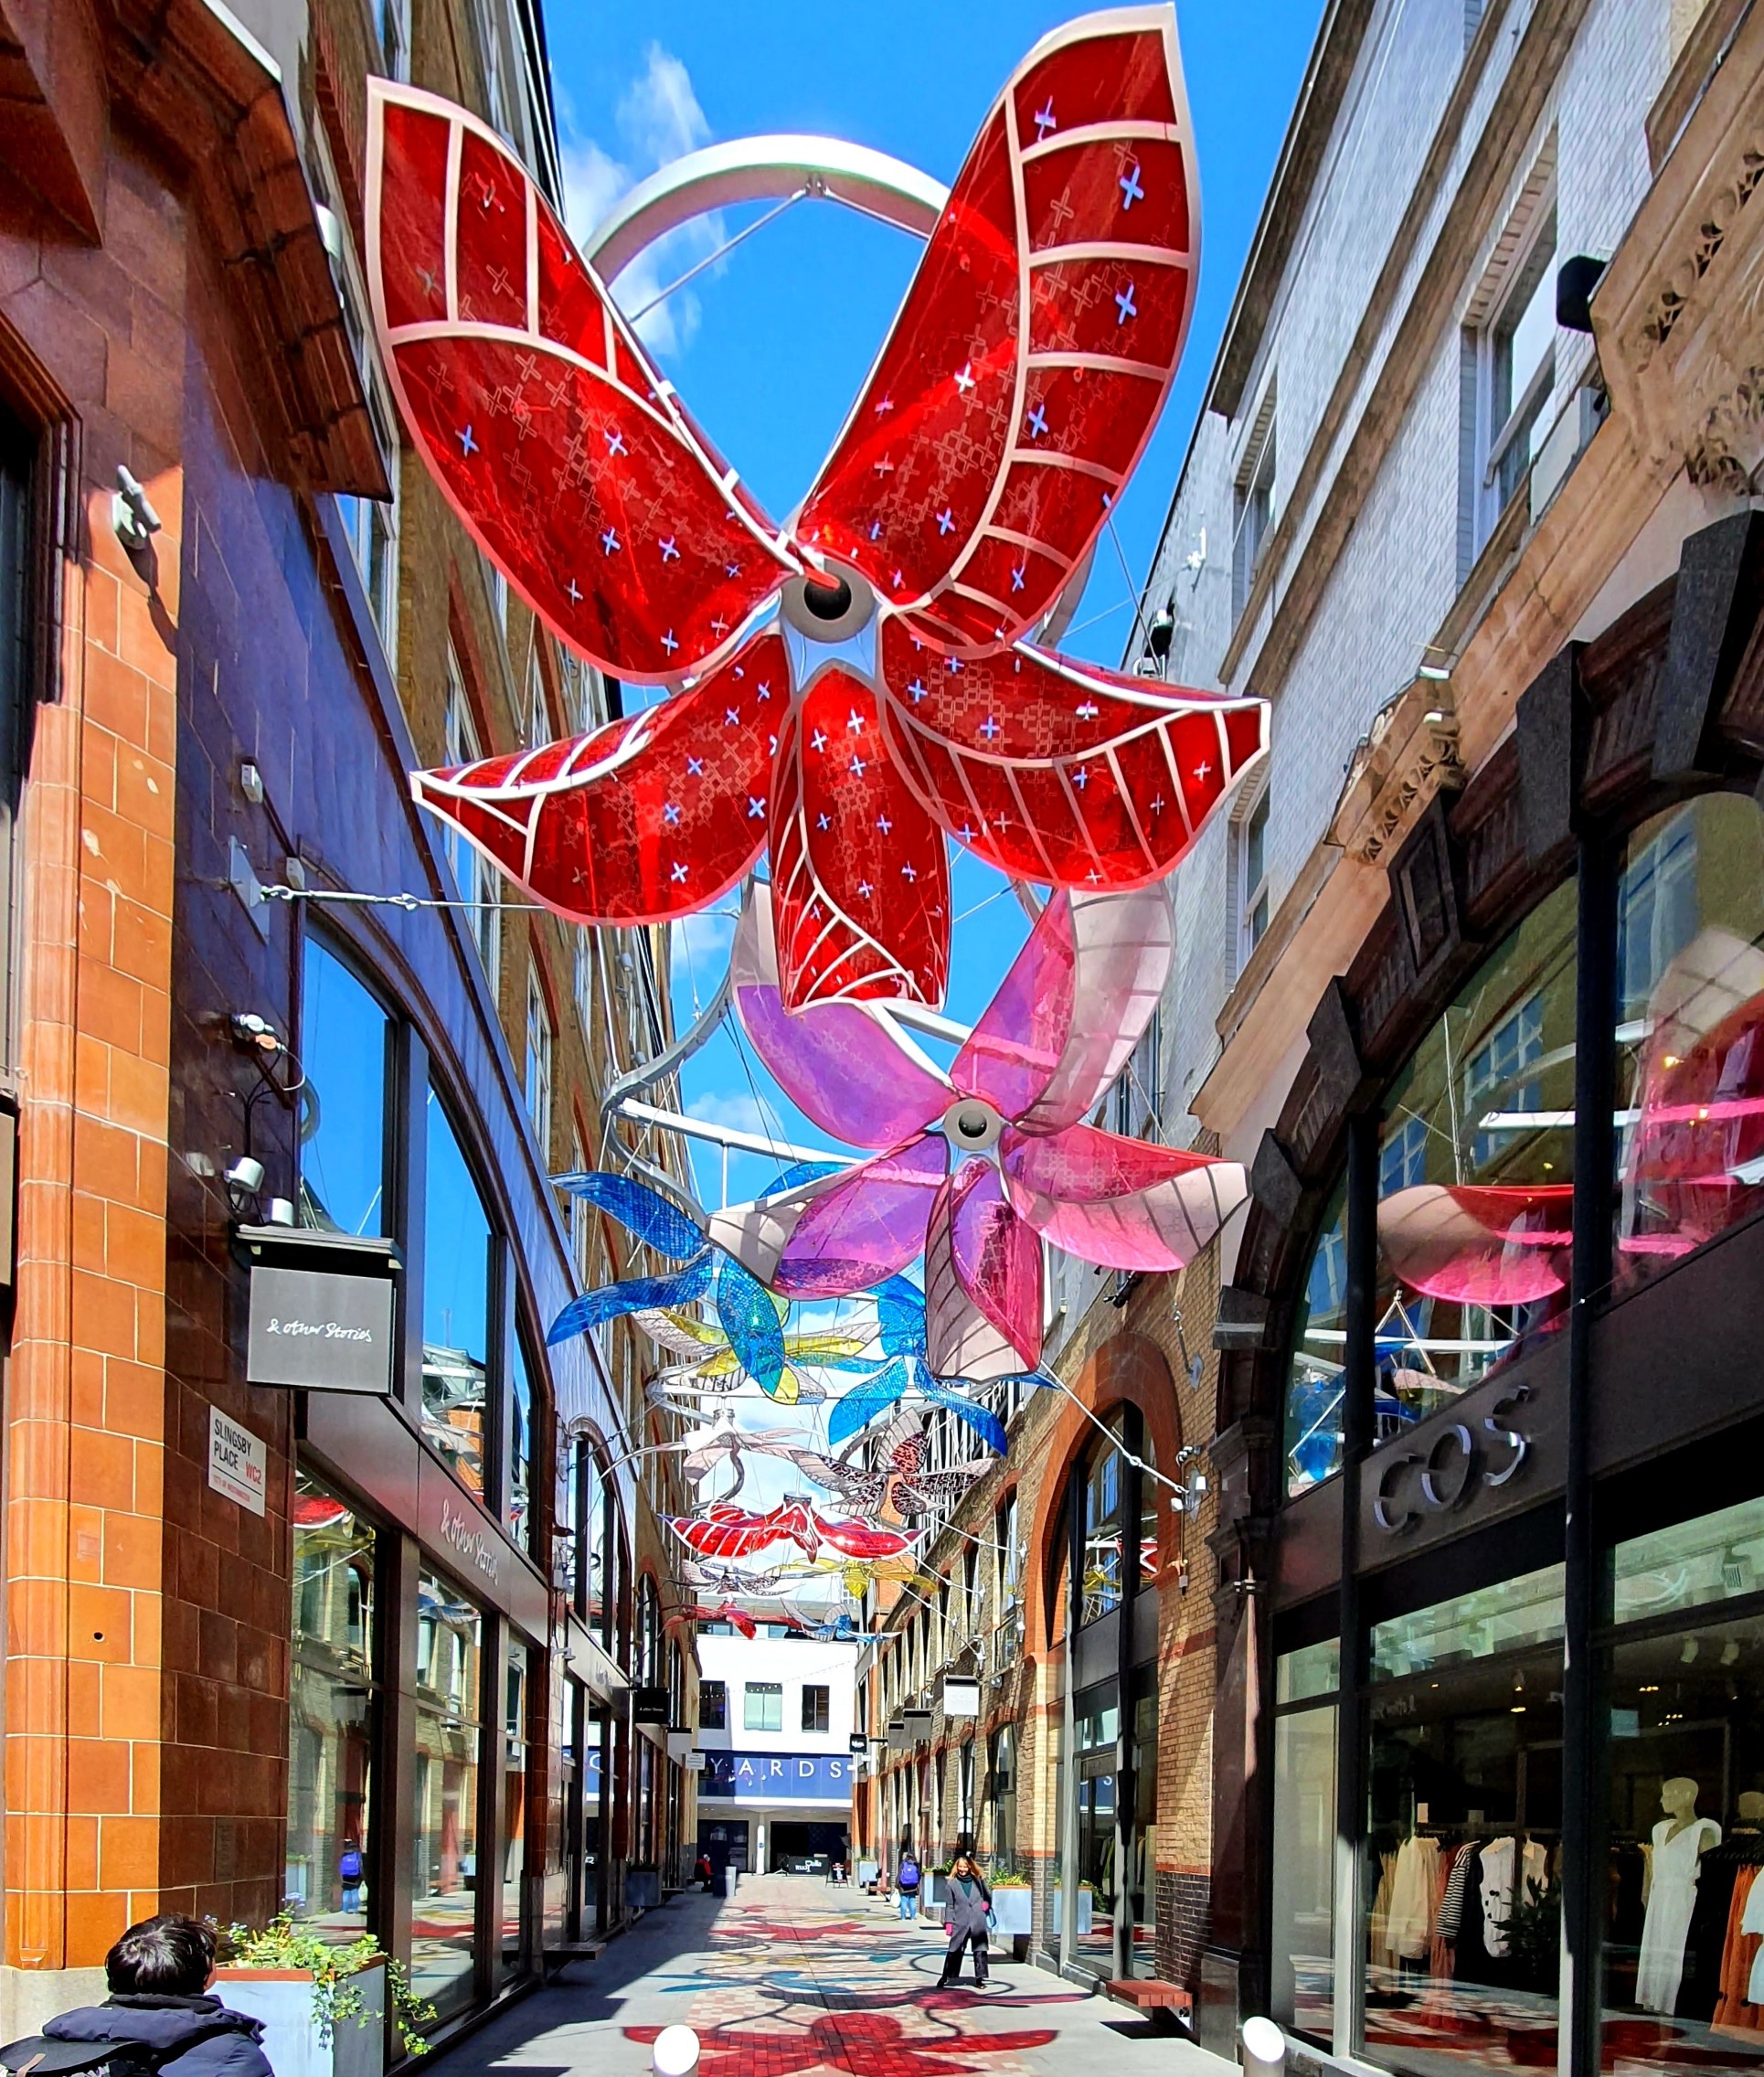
left=238, top=1225, right=400, bottom=1396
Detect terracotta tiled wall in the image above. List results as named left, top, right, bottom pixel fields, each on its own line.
left=2, top=132, right=188, bottom=1970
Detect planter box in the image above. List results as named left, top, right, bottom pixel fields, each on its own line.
left=988, top=1888, right=1033, bottom=1937
left=925, top=1875, right=947, bottom=1907
left=216, top=1960, right=385, bottom=2077
left=626, top=1868, right=662, bottom=1910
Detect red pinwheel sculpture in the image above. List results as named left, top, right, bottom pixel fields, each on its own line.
left=707, top=882, right=1247, bottom=1378
left=366, top=10, right=1268, bottom=1010
left=666, top=1501, right=919, bottom=1563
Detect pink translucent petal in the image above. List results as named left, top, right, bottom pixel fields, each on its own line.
left=1015, top=888, right=1175, bottom=1135
left=771, top=1138, right=950, bottom=1297
left=1377, top=1183, right=1574, bottom=1306
left=923, top=1180, right=1036, bottom=1381
left=937, top=1163, right=1043, bottom=1370
left=731, top=887, right=950, bottom=1150
left=1003, top=1123, right=1248, bottom=1272
left=951, top=891, right=1077, bottom=1119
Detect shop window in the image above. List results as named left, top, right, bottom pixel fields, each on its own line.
left=501, top=1639, right=529, bottom=1984
left=700, top=1680, right=728, bottom=1731
left=287, top=1472, right=378, bottom=1944
left=1236, top=782, right=1272, bottom=974
left=1373, top=878, right=1578, bottom=1437
left=745, top=1682, right=782, bottom=1732
left=1080, top=1416, right=1125, bottom=1625
left=1286, top=1177, right=1348, bottom=1496
left=802, top=1685, right=831, bottom=1734
left=1271, top=1639, right=1339, bottom=2040
left=1615, top=794, right=1764, bottom=1293
left=1470, top=186, right=1557, bottom=551
left=1363, top=1563, right=1566, bottom=2069
left=412, top=1573, right=483, bottom=2020
left=636, top=1576, right=660, bottom=1685
left=422, top=1095, right=494, bottom=1498
left=1232, top=385, right=1277, bottom=619
left=505, top=1332, right=535, bottom=1549
left=1604, top=1494, right=1764, bottom=2054
left=444, top=653, right=502, bottom=994
left=959, top=1739, right=976, bottom=1840
left=990, top=1725, right=1018, bottom=1873
left=299, top=939, right=391, bottom=1237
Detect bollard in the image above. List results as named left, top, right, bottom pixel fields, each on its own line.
left=652, top=2025, right=701, bottom=2077
left=1241, top=2018, right=1287, bottom=2077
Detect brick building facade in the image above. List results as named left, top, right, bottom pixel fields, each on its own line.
left=0, top=0, right=699, bottom=2044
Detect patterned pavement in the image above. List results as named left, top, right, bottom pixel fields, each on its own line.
left=433, top=1874, right=1234, bottom=2077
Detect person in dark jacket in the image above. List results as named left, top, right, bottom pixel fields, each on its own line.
left=43, top=1915, right=273, bottom=2077
left=937, top=1853, right=994, bottom=1987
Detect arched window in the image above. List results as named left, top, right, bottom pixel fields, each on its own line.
left=1057, top=1405, right=1157, bottom=1637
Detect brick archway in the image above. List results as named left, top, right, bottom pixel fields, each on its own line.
left=1026, top=1332, right=1184, bottom=1657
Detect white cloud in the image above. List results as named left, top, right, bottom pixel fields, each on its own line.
left=691, top=1088, right=770, bottom=1138
left=560, top=43, right=723, bottom=358
left=669, top=908, right=736, bottom=970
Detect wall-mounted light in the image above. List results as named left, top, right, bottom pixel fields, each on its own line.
left=229, top=1012, right=286, bottom=1059
left=225, top=1155, right=266, bottom=1220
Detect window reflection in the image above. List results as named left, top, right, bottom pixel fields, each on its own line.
left=423, top=1095, right=492, bottom=1499
left=299, top=942, right=389, bottom=1238
left=1616, top=795, right=1764, bottom=1290
left=1373, top=881, right=1578, bottom=1436
left=412, top=1573, right=482, bottom=2019
left=502, top=1640, right=529, bottom=1983
left=1272, top=1644, right=1338, bottom=2041
left=506, top=1335, right=533, bottom=1549
left=1287, top=1179, right=1348, bottom=1495
left=1081, top=1417, right=1124, bottom=1624
left=286, top=1473, right=377, bottom=1943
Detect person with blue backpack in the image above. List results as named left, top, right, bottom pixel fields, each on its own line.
left=896, top=1848, right=922, bottom=1922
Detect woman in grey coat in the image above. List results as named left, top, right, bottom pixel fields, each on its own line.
left=938, top=1852, right=994, bottom=1986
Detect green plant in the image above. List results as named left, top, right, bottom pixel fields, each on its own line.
left=930, top=1862, right=951, bottom=1875
left=990, top=1872, right=1031, bottom=1888
left=1497, top=1875, right=1559, bottom=1990
left=217, top=1914, right=437, bottom=2057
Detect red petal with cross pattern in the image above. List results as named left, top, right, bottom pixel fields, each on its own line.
left=366, top=80, right=795, bottom=683
left=410, top=634, right=784, bottom=923
left=794, top=7, right=1197, bottom=656
left=769, top=669, right=951, bottom=1011
left=876, top=623, right=1267, bottom=887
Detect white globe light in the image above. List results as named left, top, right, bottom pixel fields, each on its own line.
left=652, top=2025, right=701, bottom=2077
left=1241, top=2017, right=1286, bottom=2075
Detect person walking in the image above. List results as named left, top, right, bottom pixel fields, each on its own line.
left=937, top=1852, right=994, bottom=1987
left=897, top=1849, right=922, bottom=1923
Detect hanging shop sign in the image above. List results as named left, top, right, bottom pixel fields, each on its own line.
left=208, top=1406, right=267, bottom=1517
left=698, top=1752, right=853, bottom=1802
left=887, top=1717, right=909, bottom=1752
left=903, top=1708, right=933, bottom=1742
left=632, top=1686, right=671, bottom=1726
left=941, top=1678, right=981, bottom=1717
left=239, top=1228, right=398, bottom=1397
left=848, top=1734, right=869, bottom=1757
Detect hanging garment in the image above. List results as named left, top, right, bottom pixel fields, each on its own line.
left=1742, top=1857, right=1764, bottom=2008
left=1687, top=1838, right=1751, bottom=2020
left=1387, top=1836, right=1441, bottom=1961
left=1438, top=1843, right=1475, bottom=1944
left=1430, top=1846, right=1461, bottom=1979
left=1713, top=1862, right=1764, bottom=2032
left=1521, top=1838, right=1549, bottom=1909
left=1481, top=1837, right=1519, bottom=1957
left=1637, top=1816, right=1721, bottom=2014
left=1369, top=1848, right=1397, bottom=1965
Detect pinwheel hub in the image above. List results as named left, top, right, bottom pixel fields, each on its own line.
left=781, top=565, right=875, bottom=645
left=939, top=1096, right=1004, bottom=1155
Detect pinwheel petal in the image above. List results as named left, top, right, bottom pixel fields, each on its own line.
left=708, top=1140, right=949, bottom=1296
left=367, top=81, right=794, bottom=681
left=875, top=1274, right=931, bottom=1359
left=555, top=1171, right=707, bottom=1259
left=1377, top=1183, right=1575, bottom=1306
left=828, top=1355, right=912, bottom=1446
left=813, top=1514, right=919, bottom=1560
left=731, top=885, right=950, bottom=1148
left=951, top=885, right=1174, bottom=1128
left=549, top=1258, right=712, bottom=1345
left=877, top=624, right=1267, bottom=890
left=795, top=11, right=1197, bottom=655
left=713, top=1256, right=789, bottom=1398
left=915, top=1378, right=1010, bottom=1456
left=412, top=634, right=784, bottom=924
left=925, top=1164, right=1043, bottom=1377
left=770, top=670, right=952, bottom=1009
left=1003, top=1121, right=1246, bottom=1270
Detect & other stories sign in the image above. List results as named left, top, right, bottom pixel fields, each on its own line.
left=698, top=1751, right=852, bottom=1802
left=247, top=1263, right=394, bottom=1395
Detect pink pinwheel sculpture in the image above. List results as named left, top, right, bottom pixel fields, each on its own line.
left=364, top=11, right=1269, bottom=1010
left=707, top=883, right=1247, bottom=1378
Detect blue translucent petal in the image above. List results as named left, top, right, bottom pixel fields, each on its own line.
left=547, top=1255, right=712, bottom=1345
left=829, top=1356, right=909, bottom=1445
left=916, top=1373, right=1009, bottom=1455
left=715, top=1256, right=788, bottom=1397
left=873, top=1275, right=928, bottom=1358
left=553, top=1171, right=705, bottom=1261
left=760, top=1160, right=845, bottom=1196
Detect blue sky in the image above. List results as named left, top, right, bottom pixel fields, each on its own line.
left=546, top=1, right=1322, bottom=1212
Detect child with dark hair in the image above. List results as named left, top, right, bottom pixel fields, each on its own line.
left=22, top=1916, right=275, bottom=2077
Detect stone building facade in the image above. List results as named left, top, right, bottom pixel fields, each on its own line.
left=0, top=0, right=698, bottom=2043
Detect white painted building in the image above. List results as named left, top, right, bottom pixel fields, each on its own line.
left=694, top=1628, right=859, bottom=1872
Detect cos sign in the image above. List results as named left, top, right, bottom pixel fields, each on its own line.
left=1373, top=1387, right=1534, bottom=1534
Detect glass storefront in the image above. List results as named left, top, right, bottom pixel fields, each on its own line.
left=990, top=1724, right=1018, bottom=1872
left=286, top=1472, right=377, bottom=1942
left=1271, top=1640, right=1340, bottom=2040
left=422, top=1096, right=493, bottom=1498
left=1288, top=1179, right=1348, bottom=1495
left=412, top=1571, right=484, bottom=2020
left=501, top=1639, right=529, bottom=1983
left=298, top=941, right=391, bottom=1239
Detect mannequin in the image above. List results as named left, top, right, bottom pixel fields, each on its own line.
left=1637, top=1777, right=1721, bottom=2014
